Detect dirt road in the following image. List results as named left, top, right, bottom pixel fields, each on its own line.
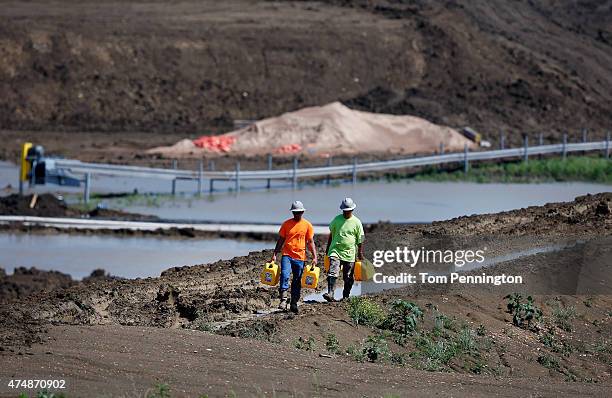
left=1, top=324, right=608, bottom=397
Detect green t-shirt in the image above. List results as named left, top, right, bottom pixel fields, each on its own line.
left=327, top=214, right=365, bottom=262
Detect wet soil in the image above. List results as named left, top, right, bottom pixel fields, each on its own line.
left=0, top=193, right=610, bottom=395
left=0, top=193, right=157, bottom=220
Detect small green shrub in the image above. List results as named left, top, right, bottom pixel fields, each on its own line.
left=414, top=335, right=457, bottom=371
left=147, top=383, right=171, bottom=398
left=539, top=329, right=573, bottom=356
left=455, top=327, right=478, bottom=356
left=294, top=336, right=315, bottom=351
left=551, top=304, right=577, bottom=332
left=362, top=335, right=391, bottom=362
left=383, top=300, right=424, bottom=335
left=346, top=335, right=391, bottom=363
left=35, top=391, right=66, bottom=398
left=325, top=333, right=341, bottom=354
left=346, top=344, right=366, bottom=362
left=476, top=324, right=486, bottom=336
left=505, top=294, right=542, bottom=329
left=538, top=354, right=560, bottom=370
left=347, top=297, right=386, bottom=327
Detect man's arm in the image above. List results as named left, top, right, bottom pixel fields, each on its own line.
left=356, top=221, right=365, bottom=261
left=357, top=242, right=365, bottom=261
left=324, top=234, right=332, bottom=257
left=272, top=237, right=285, bottom=262
left=307, top=239, right=318, bottom=264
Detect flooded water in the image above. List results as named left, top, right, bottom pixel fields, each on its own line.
left=0, top=233, right=272, bottom=279
left=2, top=160, right=610, bottom=224
left=112, top=181, right=610, bottom=224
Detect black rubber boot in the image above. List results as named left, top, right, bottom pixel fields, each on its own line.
left=323, top=276, right=337, bottom=302
left=278, top=290, right=287, bottom=310
left=342, top=279, right=353, bottom=300
left=289, top=297, right=299, bottom=314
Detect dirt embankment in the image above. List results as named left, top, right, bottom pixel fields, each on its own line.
left=1, top=194, right=610, bottom=367
left=0, top=193, right=157, bottom=220
left=0, top=267, right=117, bottom=303
left=1, top=1, right=611, bottom=146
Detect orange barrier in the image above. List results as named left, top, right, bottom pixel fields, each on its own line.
left=193, top=135, right=236, bottom=152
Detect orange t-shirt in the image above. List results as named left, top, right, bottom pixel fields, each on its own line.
left=279, top=218, right=314, bottom=261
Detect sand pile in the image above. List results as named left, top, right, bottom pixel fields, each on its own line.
left=148, top=102, right=475, bottom=157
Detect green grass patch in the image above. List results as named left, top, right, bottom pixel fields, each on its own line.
left=412, top=156, right=612, bottom=184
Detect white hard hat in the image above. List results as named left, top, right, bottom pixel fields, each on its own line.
left=340, top=197, right=356, bottom=211
left=290, top=200, right=306, bottom=212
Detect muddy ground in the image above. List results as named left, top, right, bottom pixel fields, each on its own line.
left=0, top=193, right=610, bottom=396
left=0, top=193, right=158, bottom=220
left=1, top=1, right=612, bottom=148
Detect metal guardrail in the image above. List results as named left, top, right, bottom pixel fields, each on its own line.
left=55, top=141, right=610, bottom=180
left=48, top=139, right=610, bottom=201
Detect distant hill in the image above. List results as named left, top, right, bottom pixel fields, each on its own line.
left=0, top=0, right=611, bottom=146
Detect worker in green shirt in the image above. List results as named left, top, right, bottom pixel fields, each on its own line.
left=323, top=197, right=365, bottom=302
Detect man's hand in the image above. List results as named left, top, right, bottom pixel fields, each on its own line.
left=271, top=253, right=277, bottom=263
left=312, top=255, right=318, bottom=266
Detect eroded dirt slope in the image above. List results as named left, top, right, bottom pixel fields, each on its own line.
left=0, top=0, right=611, bottom=145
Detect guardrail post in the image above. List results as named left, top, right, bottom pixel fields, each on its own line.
left=84, top=173, right=91, bottom=204
left=235, top=161, right=240, bottom=194
left=266, top=154, right=272, bottom=190
left=523, top=135, right=529, bottom=163
left=209, top=160, right=215, bottom=193
left=171, top=159, right=177, bottom=196
left=582, top=128, right=587, bottom=143
left=197, top=160, right=203, bottom=196
left=606, top=131, right=610, bottom=159
left=352, top=157, right=358, bottom=185
left=439, top=142, right=444, bottom=154
left=562, top=133, right=567, bottom=160
left=463, top=143, right=469, bottom=174
left=499, top=131, right=505, bottom=150
left=326, top=157, right=332, bottom=185
left=292, top=156, right=298, bottom=190
left=538, top=133, right=543, bottom=159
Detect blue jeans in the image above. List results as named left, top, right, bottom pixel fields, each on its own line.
left=280, top=255, right=305, bottom=303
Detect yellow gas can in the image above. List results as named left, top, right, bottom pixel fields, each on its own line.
left=260, top=261, right=280, bottom=286
left=301, top=263, right=320, bottom=289
left=354, top=260, right=363, bottom=281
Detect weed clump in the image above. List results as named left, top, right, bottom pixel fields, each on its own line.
left=347, top=297, right=386, bottom=327
left=550, top=302, right=577, bottom=332
left=505, top=293, right=542, bottom=329
left=383, top=300, right=424, bottom=336
left=294, top=336, right=316, bottom=351
left=325, top=333, right=341, bottom=354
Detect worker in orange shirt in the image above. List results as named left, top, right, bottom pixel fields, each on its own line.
left=271, top=201, right=318, bottom=314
